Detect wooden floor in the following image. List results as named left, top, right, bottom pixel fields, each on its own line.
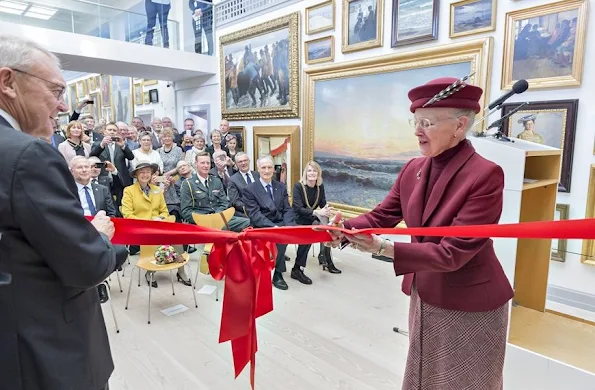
left=508, top=305, right=595, bottom=374
left=104, top=246, right=410, bottom=390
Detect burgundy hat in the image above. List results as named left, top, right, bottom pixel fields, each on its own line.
left=408, top=76, right=483, bottom=113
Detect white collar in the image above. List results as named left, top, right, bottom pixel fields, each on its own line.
left=260, top=178, right=272, bottom=188
left=197, top=174, right=209, bottom=185
left=75, top=181, right=93, bottom=191
left=0, top=108, right=22, bottom=131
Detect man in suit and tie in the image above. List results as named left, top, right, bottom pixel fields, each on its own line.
left=181, top=151, right=250, bottom=232
left=90, top=122, right=135, bottom=214
left=243, top=155, right=295, bottom=290
left=0, top=34, right=116, bottom=390
left=227, top=152, right=259, bottom=217
left=69, top=156, right=129, bottom=302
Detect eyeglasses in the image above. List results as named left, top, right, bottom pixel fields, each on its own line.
left=12, top=68, right=66, bottom=100
left=409, top=116, right=459, bottom=129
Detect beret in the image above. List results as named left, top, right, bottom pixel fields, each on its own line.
left=408, top=77, right=483, bottom=113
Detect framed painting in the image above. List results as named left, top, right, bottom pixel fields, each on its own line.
left=303, top=38, right=492, bottom=218
left=306, top=0, right=335, bottom=34
left=183, top=104, right=210, bottom=136
left=450, top=0, right=497, bottom=39
left=228, top=126, right=246, bottom=151
left=134, top=83, right=143, bottom=106
left=342, top=0, right=383, bottom=53
left=100, top=74, right=111, bottom=107
left=76, top=81, right=87, bottom=99
left=253, top=125, right=300, bottom=199
left=391, top=0, right=438, bottom=47
left=110, top=76, right=132, bottom=123
left=143, top=92, right=150, bottom=105
left=501, top=0, right=588, bottom=90
left=219, top=12, right=300, bottom=120
left=501, top=99, right=578, bottom=192
left=89, top=92, right=101, bottom=120
left=583, top=164, right=595, bottom=266
left=305, top=36, right=334, bottom=65
left=68, top=83, right=77, bottom=113
left=87, top=76, right=97, bottom=92
left=551, top=203, right=569, bottom=262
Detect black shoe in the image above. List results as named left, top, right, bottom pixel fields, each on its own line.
left=188, top=246, right=197, bottom=254
left=323, top=259, right=342, bottom=274
left=284, top=255, right=290, bottom=261
left=145, top=272, right=158, bottom=288
left=272, top=271, right=288, bottom=290
left=97, top=284, right=109, bottom=303
left=176, top=273, right=192, bottom=286
left=291, top=267, right=312, bottom=285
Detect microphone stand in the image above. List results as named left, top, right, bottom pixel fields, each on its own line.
left=485, top=102, right=529, bottom=142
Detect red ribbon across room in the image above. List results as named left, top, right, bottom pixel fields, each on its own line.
left=104, top=217, right=595, bottom=389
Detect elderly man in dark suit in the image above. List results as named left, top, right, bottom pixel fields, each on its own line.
left=90, top=121, right=135, bottom=214
left=227, top=152, right=259, bottom=217
left=243, top=155, right=295, bottom=290
left=0, top=34, right=116, bottom=390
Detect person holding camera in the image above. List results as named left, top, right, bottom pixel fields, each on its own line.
left=90, top=122, right=135, bottom=214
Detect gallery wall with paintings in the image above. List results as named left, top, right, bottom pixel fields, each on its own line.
left=210, top=0, right=595, bottom=316
left=60, top=73, right=176, bottom=128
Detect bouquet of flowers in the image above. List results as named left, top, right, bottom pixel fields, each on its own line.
left=154, top=245, right=185, bottom=265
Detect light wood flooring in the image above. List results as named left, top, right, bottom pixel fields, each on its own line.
left=104, top=246, right=410, bottom=390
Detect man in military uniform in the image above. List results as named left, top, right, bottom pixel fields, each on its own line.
left=180, top=151, right=250, bottom=232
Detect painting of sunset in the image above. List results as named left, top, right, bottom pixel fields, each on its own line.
left=313, top=61, right=471, bottom=209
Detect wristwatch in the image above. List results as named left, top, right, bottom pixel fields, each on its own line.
left=374, top=237, right=387, bottom=256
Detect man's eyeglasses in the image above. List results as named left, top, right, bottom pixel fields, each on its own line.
left=11, top=68, right=66, bottom=100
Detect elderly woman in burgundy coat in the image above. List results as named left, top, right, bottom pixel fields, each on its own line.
left=328, top=77, right=514, bottom=390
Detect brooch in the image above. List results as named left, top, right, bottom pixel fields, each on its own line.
left=416, top=169, right=421, bottom=180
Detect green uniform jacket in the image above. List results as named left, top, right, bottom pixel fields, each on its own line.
left=180, top=173, right=230, bottom=223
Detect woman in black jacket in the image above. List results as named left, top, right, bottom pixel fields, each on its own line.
left=291, top=161, right=341, bottom=284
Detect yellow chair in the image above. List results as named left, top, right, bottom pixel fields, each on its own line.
left=191, top=207, right=236, bottom=301
left=124, top=216, right=198, bottom=324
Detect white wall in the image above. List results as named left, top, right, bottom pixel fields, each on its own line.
left=210, top=0, right=595, bottom=305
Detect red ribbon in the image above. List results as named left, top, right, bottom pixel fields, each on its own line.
left=96, top=217, right=595, bottom=388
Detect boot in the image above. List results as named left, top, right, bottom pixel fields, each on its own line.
left=319, top=245, right=341, bottom=274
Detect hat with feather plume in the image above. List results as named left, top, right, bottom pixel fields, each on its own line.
left=408, top=74, right=483, bottom=113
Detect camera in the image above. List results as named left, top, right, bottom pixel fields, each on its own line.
left=111, top=136, right=120, bottom=142
left=94, top=162, right=107, bottom=168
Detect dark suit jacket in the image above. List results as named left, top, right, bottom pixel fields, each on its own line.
left=91, top=181, right=117, bottom=217
left=344, top=140, right=514, bottom=312
left=209, top=166, right=234, bottom=192
left=242, top=179, right=294, bottom=228
left=228, top=170, right=259, bottom=215
left=292, top=182, right=327, bottom=225
left=0, top=116, right=116, bottom=390
left=90, top=140, right=135, bottom=187
left=50, top=132, right=65, bottom=148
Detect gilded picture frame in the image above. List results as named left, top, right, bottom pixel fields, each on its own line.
left=219, top=12, right=300, bottom=121
left=501, top=0, right=588, bottom=90
left=582, top=164, right=595, bottom=266
left=305, top=36, right=335, bottom=65
left=253, top=125, right=301, bottom=199
left=303, top=38, right=493, bottom=218
left=449, top=0, right=497, bottom=39
left=134, top=83, right=143, bottom=106
left=342, top=0, right=383, bottom=53
left=306, top=0, right=335, bottom=35
left=551, top=203, right=569, bottom=262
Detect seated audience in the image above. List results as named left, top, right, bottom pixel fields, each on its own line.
left=180, top=151, right=250, bottom=232
left=122, top=160, right=191, bottom=287
left=227, top=152, right=259, bottom=217
left=158, top=128, right=185, bottom=221
left=184, top=134, right=206, bottom=171
left=209, top=149, right=235, bottom=193
left=88, top=156, right=113, bottom=189
left=243, top=155, right=295, bottom=290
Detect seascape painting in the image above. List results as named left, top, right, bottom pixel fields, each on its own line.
left=392, top=0, right=438, bottom=46
left=451, top=0, right=495, bottom=37
left=313, top=62, right=471, bottom=209
left=306, top=36, right=334, bottom=64
left=222, top=28, right=290, bottom=109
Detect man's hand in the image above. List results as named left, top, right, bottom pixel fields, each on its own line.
left=100, top=136, right=111, bottom=148
left=105, top=161, right=116, bottom=173
left=82, top=133, right=91, bottom=143
left=91, top=210, right=115, bottom=240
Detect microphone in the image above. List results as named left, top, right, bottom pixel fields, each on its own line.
left=488, top=79, right=529, bottom=110
left=486, top=102, right=529, bottom=131
left=0, top=272, right=11, bottom=286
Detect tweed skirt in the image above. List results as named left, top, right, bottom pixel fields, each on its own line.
left=401, top=285, right=509, bottom=390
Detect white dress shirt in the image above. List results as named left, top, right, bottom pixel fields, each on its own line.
left=76, top=182, right=96, bottom=216
left=0, top=108, right=22, bottom=131
left=242, top=171, right=255, bottom=184
left=260, top=178, right=274, bottom=200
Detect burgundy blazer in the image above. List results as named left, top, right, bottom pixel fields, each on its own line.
left=344, top=140, right=514, bottom=312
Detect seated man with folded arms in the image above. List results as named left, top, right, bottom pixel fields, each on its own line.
left=180, top=151, right=249, bottom=232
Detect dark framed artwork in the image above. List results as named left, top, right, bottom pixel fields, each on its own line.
left=391, top=0, right=439, bottom=47
left=501, top=99, right=578, bottom=193
left=551, top=203, right=569, bottom=262
left=149, top=89, right=159, bottom=103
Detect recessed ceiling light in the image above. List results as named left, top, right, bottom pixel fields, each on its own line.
left=0, top=5, right=24, bottom=15
left=24, top=11, right=53, bottom=20
left=0, top=1, right=28, bottom=11
left=28, top=5, right=57, bottom=16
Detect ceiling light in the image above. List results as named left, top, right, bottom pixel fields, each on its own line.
left=0, top=5, right=24, bottom=15
left=0, top=1, right=28, bottom=11
left=28, top=5, right=57, bottom=16
left=24, top=11, right=53, bottom=20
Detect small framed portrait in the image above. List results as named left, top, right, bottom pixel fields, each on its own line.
left=501, top=99, right=579, bottom=193
left=501, top=0, right=588, bottom=90
left=306, top=0, right=335, bottom=34
left=551, top=203, right=569, bottom=262
left=305, top=36, right=334, bottom=65
left=149, top=89, right=159, bottom=103
left=342, top=0, right=383, bottom=53
left=391, top=0, right=438, bottom=47
left=450, top=0, right=497, bottom=39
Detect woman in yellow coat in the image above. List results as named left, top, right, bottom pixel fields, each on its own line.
left=122, top=160, right=191, bottom=287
